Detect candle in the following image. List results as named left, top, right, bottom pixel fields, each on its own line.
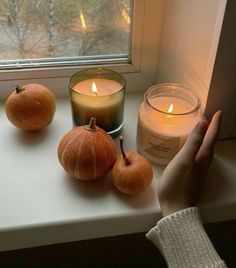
left=69, top=68, right=126, bottom=139
left=137, top=83, right=201, bottom=165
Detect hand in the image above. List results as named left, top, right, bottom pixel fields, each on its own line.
left=157, top=111, right=223, bottom=217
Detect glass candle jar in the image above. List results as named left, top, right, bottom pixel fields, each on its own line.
left=137, top=83, right=201, bottom=165
left=69, top=68, right=126, bottom=139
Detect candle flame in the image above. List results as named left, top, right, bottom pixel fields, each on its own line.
left=92, top=82, right=98, bottom=96
left=80, top=11, right=86, bottom=31
left=167, top=103, right=174, bottom=114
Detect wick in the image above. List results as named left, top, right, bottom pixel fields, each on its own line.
left=119, top=136, right=131, bottom=166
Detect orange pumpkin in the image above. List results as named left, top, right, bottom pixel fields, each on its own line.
left=5, top=84, right=56, bottom=131
left=58, top=118, right=117, bottom=181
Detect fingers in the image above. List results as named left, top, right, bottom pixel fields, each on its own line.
left=178, top=119, right=209, bottom=163
left=197, top=110, right=222, bottom=160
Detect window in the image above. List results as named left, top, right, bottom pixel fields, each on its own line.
left=0, top=0, right=132, bottom=68
left=0, top=0, right=158, bottom=98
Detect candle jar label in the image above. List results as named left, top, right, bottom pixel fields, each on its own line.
left=137, top=122, right=182, bottom=164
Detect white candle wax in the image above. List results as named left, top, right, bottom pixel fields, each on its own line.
left=137, top=95, right=200, bottom=165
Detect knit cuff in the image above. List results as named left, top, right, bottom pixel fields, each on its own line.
left=146, top=207, right=226, bottom=268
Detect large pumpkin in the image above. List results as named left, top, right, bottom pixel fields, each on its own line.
left=58, top=118, right=117, bottom=181
left=5, top=84, right=56, bottom=131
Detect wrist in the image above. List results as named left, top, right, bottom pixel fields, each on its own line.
left=160, top=203, right=190, bottom=217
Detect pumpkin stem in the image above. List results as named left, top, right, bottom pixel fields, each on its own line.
left=85, top=117, right=99, bottom=132
left=119, top=136, right=131, bottom=166
left=16, top=85, right=25, bottom=94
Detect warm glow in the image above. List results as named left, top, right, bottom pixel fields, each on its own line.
left=167, top=103, right=174, bottom=113
left=80, top=11, right=86, bottom=31
left=121, top=9, right=131, bottom=24
left=92, top=82, right=98, bottom=95
left=127, top=16, right=131, bottom=24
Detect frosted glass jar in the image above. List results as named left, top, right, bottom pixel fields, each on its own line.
left=137, top=83, right=201, bottom=165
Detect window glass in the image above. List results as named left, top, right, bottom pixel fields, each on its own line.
left=0, top=0, right=132, bottom=68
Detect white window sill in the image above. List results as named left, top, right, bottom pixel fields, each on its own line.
left=0, top=91, right=236, bottom=252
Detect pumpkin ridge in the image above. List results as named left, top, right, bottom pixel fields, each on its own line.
left=75, top=129, right=87, bottom=177
left=60, top=129, right=82, bottom=169
left=90, top=133, right=97, bottom=180
left=76, top=130, right=89, bottom=179
left=58, top=129, right=76, bottom=160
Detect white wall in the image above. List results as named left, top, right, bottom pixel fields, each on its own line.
left=156, top=0, right=226, bottom=109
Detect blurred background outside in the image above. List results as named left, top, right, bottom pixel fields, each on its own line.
left=0, top=0, right=132, bottom=64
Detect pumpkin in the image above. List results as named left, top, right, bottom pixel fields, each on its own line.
left=5, top=84, right=56, bottom=131
left=58, top=117, right=117, bottom=181
left=112, top=136, right=153, bottom=195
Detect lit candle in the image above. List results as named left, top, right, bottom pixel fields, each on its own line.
left=69, top=68, right=126, bottom=139
left=137, top=83, right=201, bottom=165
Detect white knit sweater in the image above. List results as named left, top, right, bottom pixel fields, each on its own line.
left=146, top=207, right=227, bottom=268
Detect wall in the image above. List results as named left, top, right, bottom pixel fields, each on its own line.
left=156, top=0, right=226, bottom=109
left=205, top=0, right=236, bottom=138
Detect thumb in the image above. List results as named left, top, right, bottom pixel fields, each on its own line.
left=179, top=120, right=209, bottom=163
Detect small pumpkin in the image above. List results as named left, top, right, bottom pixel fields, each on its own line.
left=5, top=84, right=56, bottom=131
left=58, top=117, right=117, bottom=181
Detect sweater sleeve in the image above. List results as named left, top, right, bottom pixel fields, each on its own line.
left=146, top=207, right=227, bottom=268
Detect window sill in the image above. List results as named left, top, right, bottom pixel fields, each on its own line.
left=0, top=91, right=236, bottom=252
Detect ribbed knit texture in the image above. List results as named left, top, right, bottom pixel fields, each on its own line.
left=146, top=207, right=227, bottom=268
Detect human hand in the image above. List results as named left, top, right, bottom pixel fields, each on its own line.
left=157, top=111, right=223, bottom=217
